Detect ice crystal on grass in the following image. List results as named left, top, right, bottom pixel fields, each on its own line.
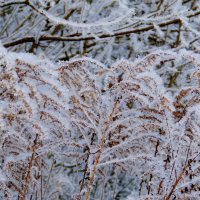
left=1, top=45, right=200, bottom=199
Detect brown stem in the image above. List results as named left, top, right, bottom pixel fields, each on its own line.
left=165, top=153, right=200, bottom=200
left=21, top=134, right=38, bottom=200
left=85, top=102, right=118, bottom=200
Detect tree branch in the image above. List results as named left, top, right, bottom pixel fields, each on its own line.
left=0, top=0, right=27, bottom=7
left=2, top=10, right=200, bottom=48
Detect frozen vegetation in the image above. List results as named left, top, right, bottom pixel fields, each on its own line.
left=1, top=0, right=200, bottom=199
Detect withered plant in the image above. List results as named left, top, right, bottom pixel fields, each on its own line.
left=1, top=46, right=200, bottom=199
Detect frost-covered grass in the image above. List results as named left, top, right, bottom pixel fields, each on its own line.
left=1, top=45, right=200, bottom=199
left=1, top=0, right=200, bottom=199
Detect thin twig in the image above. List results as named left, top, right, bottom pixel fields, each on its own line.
left=165, top=153, right=200, bottom=200
left=43, top=159, right=55, bottom=199
left=85, top=101, right=118, bottom=200
left=3, top=10, right=200, bottom=48
left=21, top=134, right=38, bottom=200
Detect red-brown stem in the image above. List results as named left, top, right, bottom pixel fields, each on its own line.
left=21, top=134, right=38, bottom=200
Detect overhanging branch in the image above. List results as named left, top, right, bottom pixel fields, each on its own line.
left=2, top=10, right=200, bottom=48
